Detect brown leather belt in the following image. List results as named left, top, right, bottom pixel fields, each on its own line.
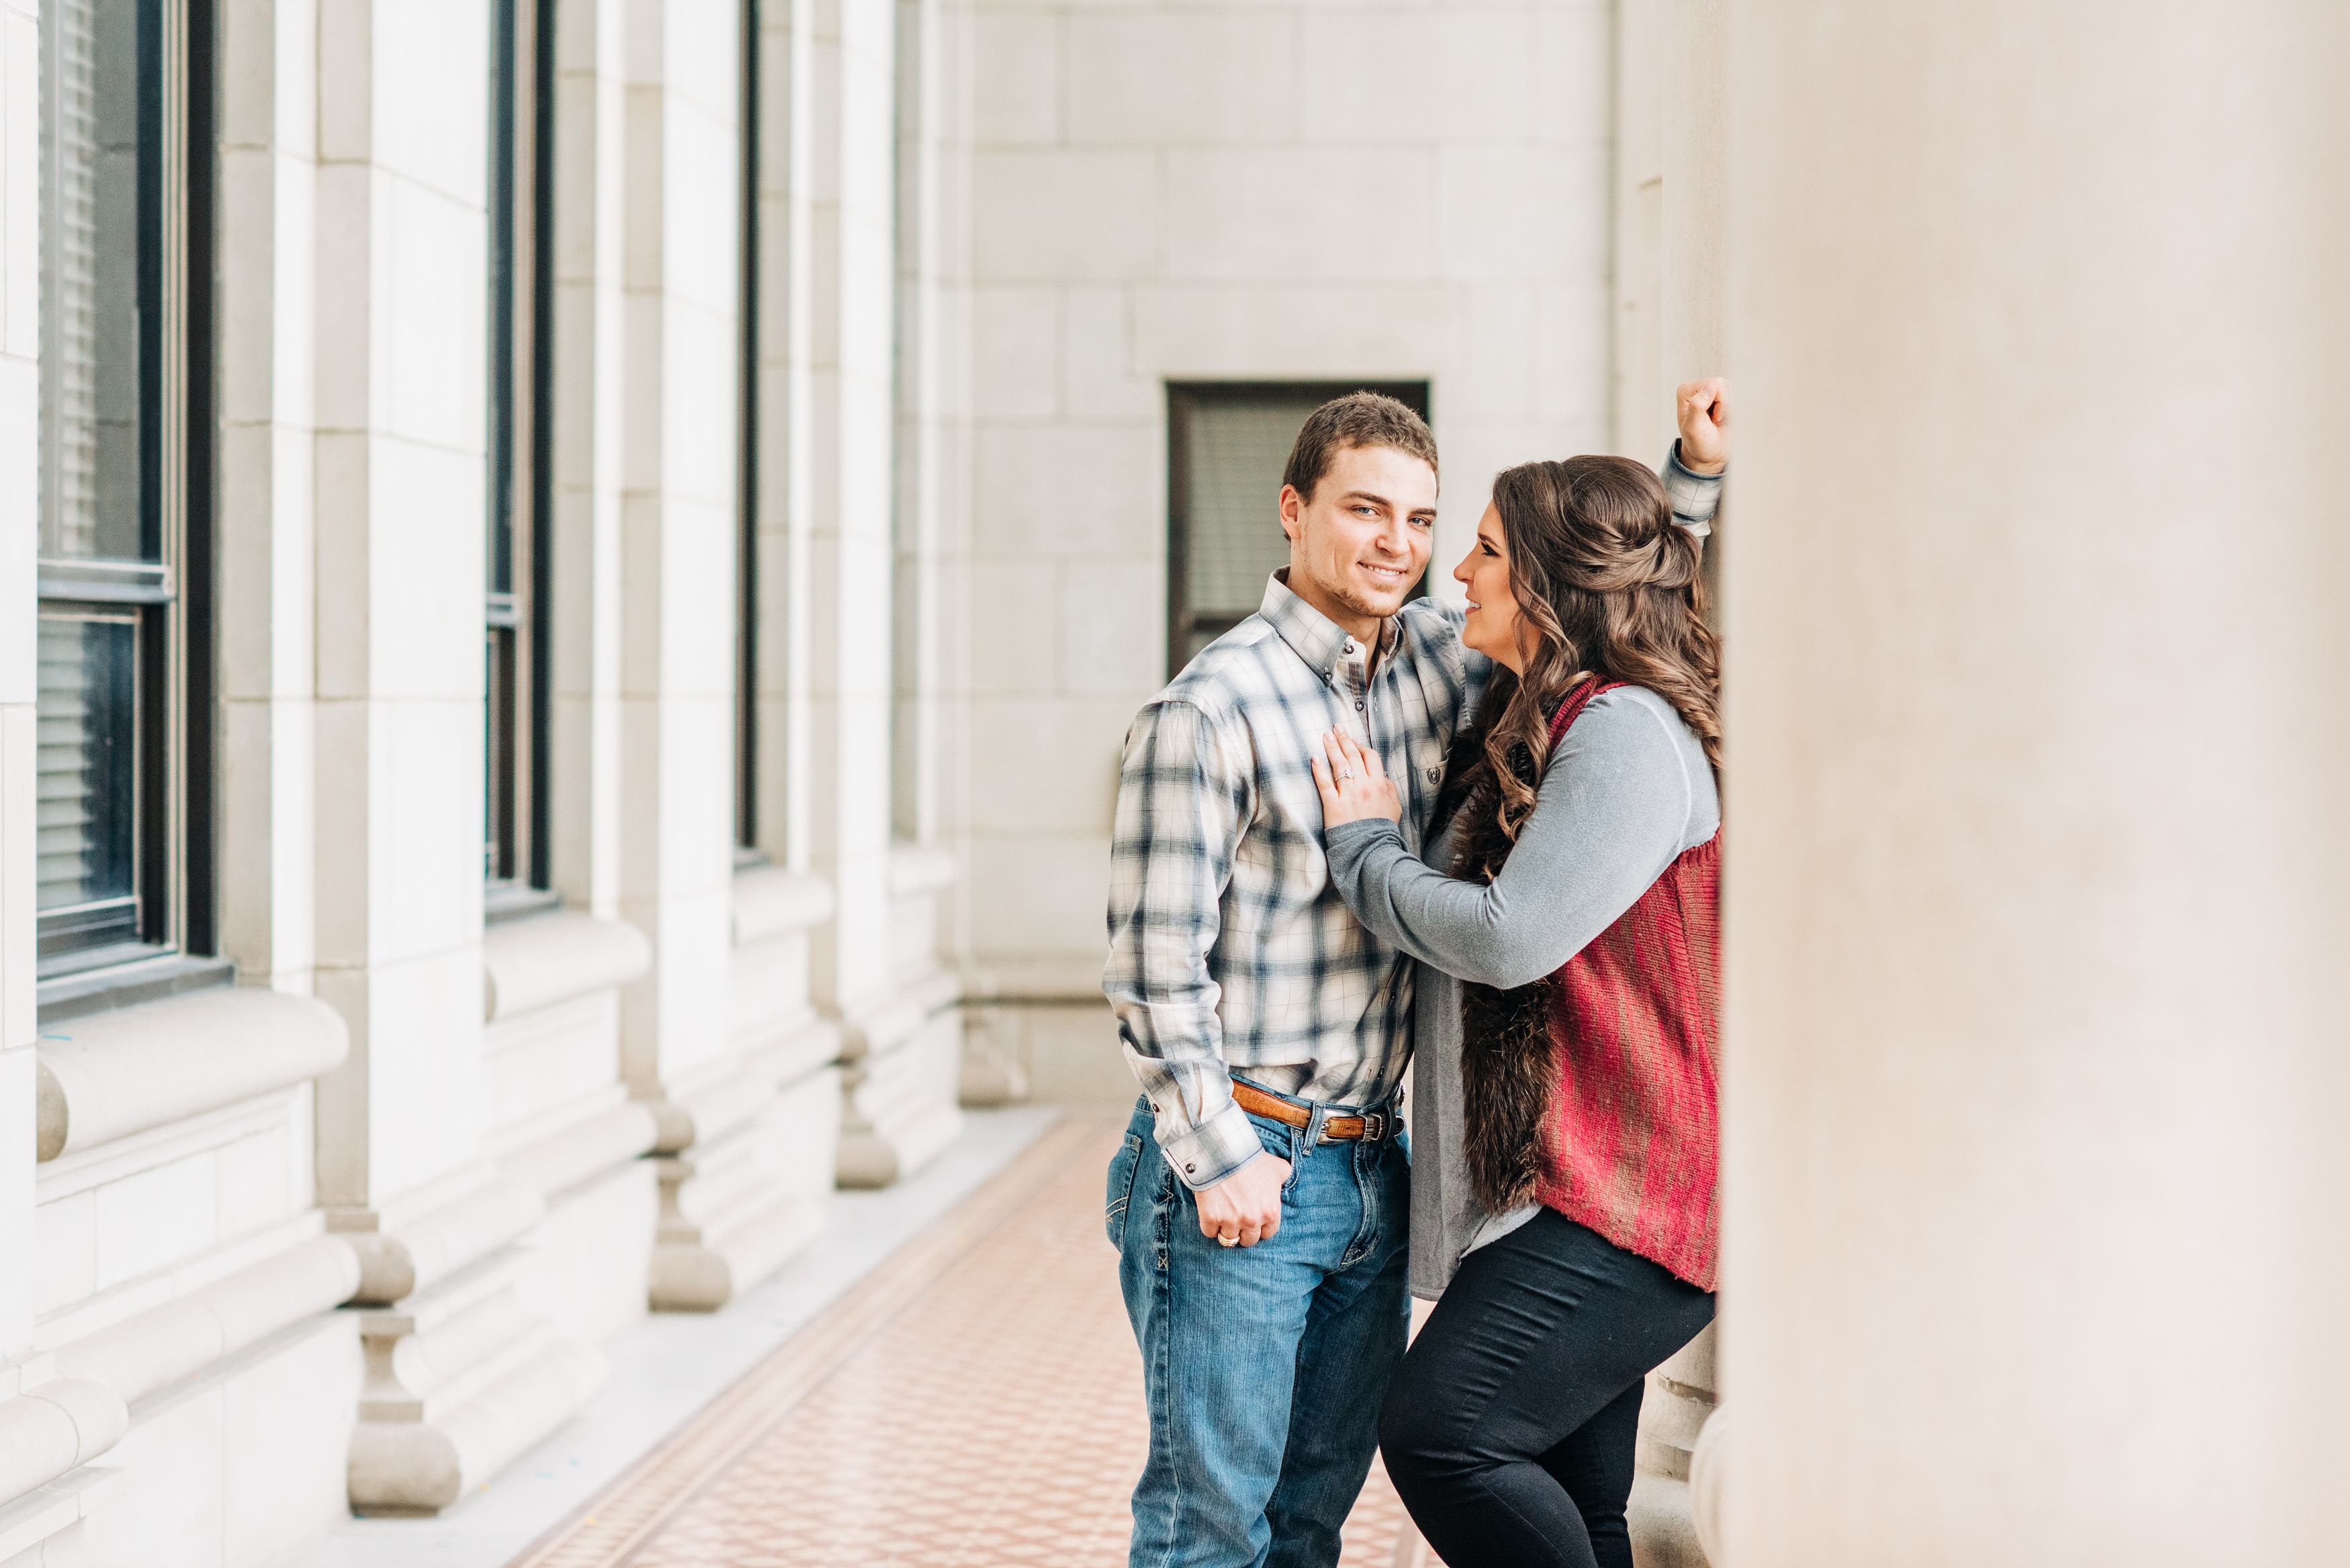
left=1231, top=1081, right=1393, bottom=1143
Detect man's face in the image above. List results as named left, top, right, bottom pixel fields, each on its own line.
left=1277, top=444, right=1438, bottom=630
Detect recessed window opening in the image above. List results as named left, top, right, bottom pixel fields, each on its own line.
left=736, top=0, right=762, bottom=859
left=1166, top=382, right=1433, bottom=678
left=37, top=0, right=214, bottom=980
left=486, top=0, right=555, bottom=904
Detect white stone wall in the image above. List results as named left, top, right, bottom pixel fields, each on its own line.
left=0, top=0, right=1723, bottom=1560
left=0, top=0, right=38, bottom=1387
left=943, top=0, right=1619, bottom=1092
left=0, top=0, right=945, bottom=1557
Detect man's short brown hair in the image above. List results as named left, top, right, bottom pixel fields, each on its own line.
left=1281, top=392, right=1438, bottom=503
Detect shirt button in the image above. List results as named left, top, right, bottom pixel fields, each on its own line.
left=1354, top=700, right=1365, bottom=711
left=1427, top=767, right=1441, bottom=783
left=1184, top=1163, right=1196, bottom=1174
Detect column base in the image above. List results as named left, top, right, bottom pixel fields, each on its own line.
left=650, top=1195, right=827, bottom=1312
left=1632, top=1326, right=1719, bottom=1567
left=647, top=1065, right=840, bottom=1312
left=957, top=1014, right=1029, bottom=1108
left=835, top=975, right=966, bottom=1190
left=347, top=1252, right=602, bottom=1516
left=1628, top=1474, right=1709, bottom=1568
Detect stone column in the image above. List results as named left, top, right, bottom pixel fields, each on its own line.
left=613, top=0, right=837, bottom=1311
left=1611, top=0, right=1666, bottom=462
left=802, top=0, right=963, bottom=1185
left=312, top=0, right=598, bottom=1510
left=218, top=0, right=320, bottom=999
left=0, top=7, right=77, bottom=1557
left=1715, top=3, right=2350, bottom=1561
left=1631, top=8, right=1730, bottom=1564
left=549, top=0, right=628, bottom=920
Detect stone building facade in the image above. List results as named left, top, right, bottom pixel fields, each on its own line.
left=11, top=0, right=2333, bottom=1565
left=0, top=0, right=1684, bottom=1561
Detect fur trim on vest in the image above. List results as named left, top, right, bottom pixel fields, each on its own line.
left=1451, top=775, right=1564, bottom=1214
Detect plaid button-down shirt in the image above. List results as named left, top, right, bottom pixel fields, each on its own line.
left=1104, top=450, right=1723, bottom=1190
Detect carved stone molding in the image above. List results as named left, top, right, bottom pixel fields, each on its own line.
left=36, top=988, right=348, bottom=1163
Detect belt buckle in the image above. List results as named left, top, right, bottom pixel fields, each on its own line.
left=1359, top=1111, right=1386, bottom=1142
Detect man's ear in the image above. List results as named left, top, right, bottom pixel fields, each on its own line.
left=1278, top=483, right=1305, bottom=545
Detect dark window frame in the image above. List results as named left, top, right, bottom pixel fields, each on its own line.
left=735, top=0, right=761, bottom=855
left=486, top=0, right=556, bottom=905
left=34, top=0, right=219, bottom=987
left=1164, top=381, right=1433, bottom=681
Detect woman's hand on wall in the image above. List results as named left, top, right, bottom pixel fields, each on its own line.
left=1312, top=730, right=1403, bottom=828
left=1677, top=377, right=1730, bottom=474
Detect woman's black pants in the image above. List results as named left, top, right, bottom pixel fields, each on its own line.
left=1378, top=1209, right=1715, bottom=1568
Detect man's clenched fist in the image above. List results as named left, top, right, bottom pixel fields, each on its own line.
left=1194, top=1151, right=1292, bottom=1248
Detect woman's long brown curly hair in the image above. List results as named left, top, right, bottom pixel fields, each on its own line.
left=1436, top=456, right=1722, bottom=877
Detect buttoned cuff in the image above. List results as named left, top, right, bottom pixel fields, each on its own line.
left=1156, top=1099, right=1266, bottom=1192
left=1662, top=441, right=1724, bottom=538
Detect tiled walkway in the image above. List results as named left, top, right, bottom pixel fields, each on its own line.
left=510, top=1114, right=1423, bottom=1568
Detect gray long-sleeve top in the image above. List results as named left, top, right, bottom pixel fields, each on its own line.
left=1324, top=685, right=1720, bottom=1298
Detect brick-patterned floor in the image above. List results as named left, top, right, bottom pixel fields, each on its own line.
left=515, top=1115, right=1423, bottom=1568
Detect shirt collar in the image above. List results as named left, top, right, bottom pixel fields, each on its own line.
left=1261, top=570, right=1386, bottom=681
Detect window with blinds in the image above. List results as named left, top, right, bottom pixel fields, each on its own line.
left=1166, top=383, right=1431, bottom=677
left=37, top=614, right=138, bottom=951
left=36, top=0, right=204, bottom=976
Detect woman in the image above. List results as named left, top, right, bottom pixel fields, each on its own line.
left=1310, top=452, right=1722, bottom=1568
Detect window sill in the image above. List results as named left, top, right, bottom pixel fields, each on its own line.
left=732, top=866, right=835, bottom=948
left=888, top=842, right=959, bottom=900
left=484, top=882, right=565, bottom=926
left=38, top=953, right=236, bottom=1026
left=481, top=910, right=652, bottom=1023
left=37, top=985, right=350, bottom=1162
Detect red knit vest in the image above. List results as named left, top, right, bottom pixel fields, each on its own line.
left=1534, top=680, right=1722, bottom=1290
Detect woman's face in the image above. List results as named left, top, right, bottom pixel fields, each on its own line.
left=1454, top=502, right=1527, bottom=674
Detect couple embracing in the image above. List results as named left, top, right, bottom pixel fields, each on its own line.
left=1103, top=384, right=1728, bottom=1568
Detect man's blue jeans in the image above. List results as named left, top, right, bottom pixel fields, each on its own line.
left=1107, top=1088, right=1411, bottom=1568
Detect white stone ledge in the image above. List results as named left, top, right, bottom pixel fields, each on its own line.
left=838, top=971, right=963, bottom=1064
left=481, top=910, right=651, bottom=1023
left=957, top=956, right=1111, bottom=1004
left=743, top=1013, right=844, bottom=1089
left=732, top=867, right=835, bottom=948
left=35, top=987, right=348, bottom=1163
left=0, top=1384, right=125, bottom=1512
left=0, top=1462, right=126, bottom=1563
left=497, top=1101, right=659, bottom=1199
left=645, top=1063, right=774, bottom=1157
left=50, top=1236, right=361, bottom=1408
left=32, top=1213, right=330, bottom=1354
left=340, top=1181, right=546, bottom=1306
left=888, top=842, right=959, bottom=899
left=36, top=1086, right=299, bottom=1204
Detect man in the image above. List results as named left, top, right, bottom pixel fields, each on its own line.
left=1104, top=386, right=1728, bottom=1568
